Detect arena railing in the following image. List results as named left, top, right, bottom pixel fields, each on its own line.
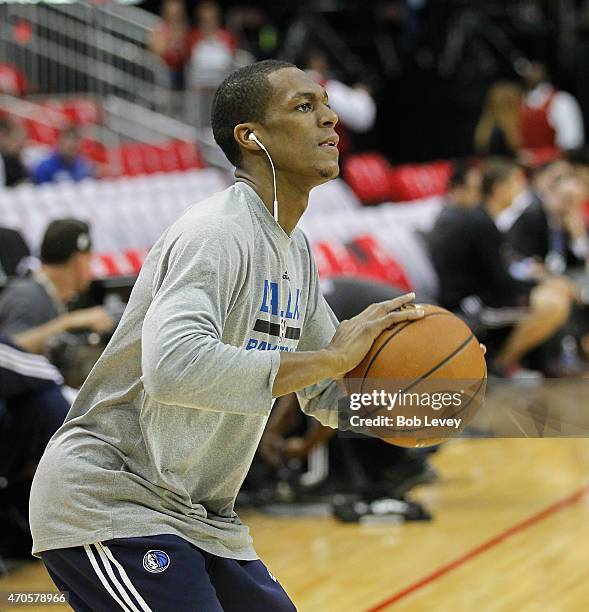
left=0, top=1, right=244, bottom=135
left=103, top=96, right=233, bottom=170
left=0, top=1, right=166, bottom=111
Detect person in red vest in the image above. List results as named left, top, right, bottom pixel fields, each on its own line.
left=149, top=0, right=192, bottom=91
left=188, top=1, right=238, bottom=86
left=520, top=61, right=584, bottom=162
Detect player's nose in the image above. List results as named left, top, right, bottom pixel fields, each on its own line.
left=319, top=104, right=338, bottom=128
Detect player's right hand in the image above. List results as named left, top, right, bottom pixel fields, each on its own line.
left=67, top=306, right=115, bottom=333
left=325, top=292, right=424, bottom=378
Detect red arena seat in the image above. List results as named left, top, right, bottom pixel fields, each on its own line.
left=389, top=161, right=453, bottom=202
left=342, top=152, right=393, bottom=205
left=312, top=235, right=413, bottom=291
left=62, top=98, right=102, bottom=125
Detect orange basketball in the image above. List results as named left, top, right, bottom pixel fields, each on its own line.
left=344, top=304, right=487, bottom=448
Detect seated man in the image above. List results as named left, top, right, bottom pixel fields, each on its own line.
left=502, top=158, right=589, bottom=273
left=0, top=218, right=114, bottom=355
left=444, top=161, right=483, bottom=210
left=0, top=117, right=29, bottom=188
left=429, top=157, right=574, bottom=375
left=0, top=226, right=30, bottom=293
left=33, top=127, right=92, bottom=185
left=0, top=334, right=70, bottom=558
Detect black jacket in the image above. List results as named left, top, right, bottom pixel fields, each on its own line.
left=506, top=195, right=582, bottom=267
left=428, top=204, right=533, bottom=309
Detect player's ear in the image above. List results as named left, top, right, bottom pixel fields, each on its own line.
left=234, top=123, right=260, bottom=152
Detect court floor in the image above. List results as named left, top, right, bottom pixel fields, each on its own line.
left=2, top=438, right=589, bottom=611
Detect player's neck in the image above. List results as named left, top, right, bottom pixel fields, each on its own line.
left=235, top=171, right=310, bottom=236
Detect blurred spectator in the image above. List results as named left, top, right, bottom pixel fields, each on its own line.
left=188, top=1, right=238, bottom=86
left=225, top=6, right=278, bottom=60
left=0, top=117, right=29, bottom=188
left=0, top=219, right=114, bottom=355
left=430, top=158, right=530, bottom=310
left=502, top=159, right=589, bottom=273
left=474, top=81, right=523, bottom=158
left=149, top=0, right=192, bottom=92
left=520, top=61, right=584, bottom=156
left=446, top=161, right=482, bottom=208
left=565, top=148, right=589, bottom=214
left=33, top=127, right=92, bottom=185
left=497, top=159, right=571, bottom=239
left=0, top=63, right=27, bottom=96
left=0, top=227, right=30, bottom=293
left=429, top=158, right=573, bottom=374
left=0, top=334, right=70, bottom=558
left=305, top=49, right=376, bottom=156
left=566, top=148, right=589, bottom=184
left=305, top=50, right=376, bottom=134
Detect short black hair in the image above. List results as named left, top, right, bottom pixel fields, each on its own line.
left=448, top=160, right=473, bottom=190
left=481, top=157, right=520, bottom=198
left=211, top=60, right=295, bottom=167
left=41, top=218, right=92, bottom=265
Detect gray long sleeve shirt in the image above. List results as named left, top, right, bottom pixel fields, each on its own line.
left=29, top=182, right=342, bottom=559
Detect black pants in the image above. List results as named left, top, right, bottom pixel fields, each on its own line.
left=42, top=534, right=296, bottom=611
left=0, top=385, right=69, bottom=557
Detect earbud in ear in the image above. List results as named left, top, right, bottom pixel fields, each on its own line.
left=248, top=132, right=256, bottom=142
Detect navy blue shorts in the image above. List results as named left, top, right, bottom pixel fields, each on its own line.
left=41, top=534, right=296, bottom=611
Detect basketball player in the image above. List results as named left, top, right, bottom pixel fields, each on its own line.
left=28, top=61, right=425, bottom=611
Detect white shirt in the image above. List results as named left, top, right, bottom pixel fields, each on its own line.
left=525, top=82, right=585, bottom=150
left=496, top=188, right=535, bottom=232
left=189, top=38, right=233, bottom=86
left=324, top=78, right=377, bottom=133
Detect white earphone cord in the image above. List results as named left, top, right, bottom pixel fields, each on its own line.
left=250, top=133, right=279, bottom=223
left=248, top=132, right=291, bottom=345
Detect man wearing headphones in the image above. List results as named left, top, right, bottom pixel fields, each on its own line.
left=29, top=61, right=426, bottom=611
left=0, top=219, right=114, bottom=355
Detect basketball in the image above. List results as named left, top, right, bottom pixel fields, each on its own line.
left=345, top=304, right=487, bottom=448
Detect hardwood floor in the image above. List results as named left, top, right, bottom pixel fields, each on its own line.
left=2, top=439, right=588, bottom=611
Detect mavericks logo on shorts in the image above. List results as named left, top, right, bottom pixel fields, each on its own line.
left=143, top=550, right=171, bottom=573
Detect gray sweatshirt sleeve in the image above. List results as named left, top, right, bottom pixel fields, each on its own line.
left=141, top=220, right=280, bottom=416
left=295, top=235, right=345, bottom=429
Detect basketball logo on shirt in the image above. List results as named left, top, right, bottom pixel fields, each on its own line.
left=245, top=278, right=302, bottom=352
left=143, top=550, right=170, bottom=573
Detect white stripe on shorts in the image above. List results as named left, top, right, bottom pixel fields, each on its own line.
left=98, top=543, right=153, bottom=612
left=93, top=544, right=143, bottom=612
left=83, top=544, right=132, bottom=611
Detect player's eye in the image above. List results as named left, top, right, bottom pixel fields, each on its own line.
left=297, top=102, right=313, bottom=112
